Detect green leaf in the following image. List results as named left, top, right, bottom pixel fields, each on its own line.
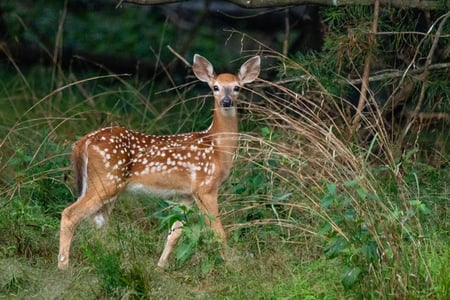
left=158, top=214, right=180, bottom=227
left=356, top=187, right=367, bottom=200
left=343, top=179, right=358, bottom=187
left=175, top=242, right=195, bottom=265
left=361, top=240, right=379, bottom=262
left=341, top=266, right=361, bottom=289
left=343, top=209, right=356, bottom=221
left=267, top=159, right=279, bottom=168
left=326, top=183, right=337, bottom=195
left=261, top=127, right=271, bottom=138
left=410, top=200, right=432, bottom=215
left=404, top=147, right=419, bottom=162
left=342, top=197, right=352, bottom=207
left=201, top=260, right=213, bottom=275
left=318, top=222, right=332, bottom=235
left=368, top=193, right=379, bottom=202
left=419, top=205, right=432, bottom=215
left=324, top=236, right=348, bottom=259
left=232, top=183, right=246, bottom=194
left=409, top=199, right=422, bottom=206
left=321, top=194, right=334, bottom=209
left=251, top=173, right=266, bottom=189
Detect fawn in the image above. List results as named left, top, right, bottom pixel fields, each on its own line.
left=58, top=54, right=260, bottom=269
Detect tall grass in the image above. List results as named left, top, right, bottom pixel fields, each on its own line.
left=228, top=51, right=449, bottom=297
left=0, top=46, right=448, bottom=299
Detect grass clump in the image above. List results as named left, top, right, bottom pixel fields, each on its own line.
left=235, top=47, right=449, bottom=297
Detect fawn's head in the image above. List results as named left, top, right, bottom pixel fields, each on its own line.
left=193, top=54, right=260, bottom=117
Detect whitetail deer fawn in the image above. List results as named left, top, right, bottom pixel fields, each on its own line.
left=58, top=54, right=260, bottom=269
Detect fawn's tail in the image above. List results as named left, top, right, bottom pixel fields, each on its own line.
left=71, top=140, right=90, bottom=198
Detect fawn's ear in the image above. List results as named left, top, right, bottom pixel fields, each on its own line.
left=238, top=56, right=260, bottom=84
left=193, top=54, right=216, bottom=82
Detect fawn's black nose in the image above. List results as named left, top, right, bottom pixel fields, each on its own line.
left=220, top=96, right=233, bottom=107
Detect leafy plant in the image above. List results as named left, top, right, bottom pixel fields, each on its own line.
left=83, top=241, right=126, bottom=297
left=156, top=201, right=224, bottom=273
left=320, top=180, right=382, bottom=289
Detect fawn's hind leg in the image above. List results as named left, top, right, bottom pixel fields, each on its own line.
left=91, top=198, right=116, bottom=229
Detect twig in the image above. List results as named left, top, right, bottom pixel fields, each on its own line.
left=167, top=45, right=191, bottom=68
left=351, top=0, right=380, bottom=132
left=398, top=12, right=450, bottom=144
left=283, top=8, right=290, bottom=56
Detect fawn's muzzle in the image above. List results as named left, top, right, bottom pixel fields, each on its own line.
left=220, top=96, right=234, bottom=107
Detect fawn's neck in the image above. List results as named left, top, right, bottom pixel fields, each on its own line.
left=207, top=108, right=239, bottom=163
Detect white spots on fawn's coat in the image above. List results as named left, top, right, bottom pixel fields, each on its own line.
left=85, top=127, right=220, bottom=182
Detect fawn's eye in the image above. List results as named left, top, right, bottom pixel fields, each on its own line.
left=213, top=85, right=219, bottom=91
left=233, top=86, right=240, bottom=92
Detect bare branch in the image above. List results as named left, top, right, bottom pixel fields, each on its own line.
left=121, top=0, right=449, bottom=10
left=120, top=0, right=182, bottom=5
left=351, top=0, right=380, bottom=131
left=167, top=45, right=191, bottom=67
left=403, top=111, right=450, bottom=123
left=399, top=12, right=450, bottom=144
left=348, top=62, right=450, bottom=84
left=254, top=62, right=450, bottom=87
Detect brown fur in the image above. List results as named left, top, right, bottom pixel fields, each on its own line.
left=57, top=54, right=260, bottom=269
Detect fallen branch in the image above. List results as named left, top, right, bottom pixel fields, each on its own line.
left=120, top=0, right=449, bottom=10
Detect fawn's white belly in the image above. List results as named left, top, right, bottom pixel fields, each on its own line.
left=126, top=182, right=188, bottom=198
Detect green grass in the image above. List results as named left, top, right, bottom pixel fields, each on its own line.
left=0, top=49, right=449, bottom=299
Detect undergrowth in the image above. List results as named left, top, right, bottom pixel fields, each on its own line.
left=1, top=18, right=449, bottom=299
